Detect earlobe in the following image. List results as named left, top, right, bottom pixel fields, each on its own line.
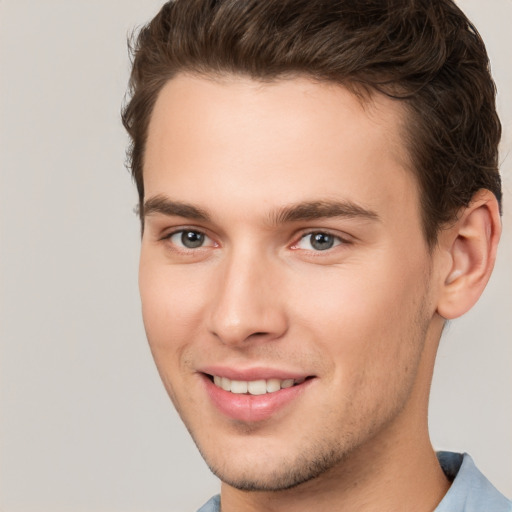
left=436, top=190, right=501, bottom=320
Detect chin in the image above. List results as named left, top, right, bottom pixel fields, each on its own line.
left=192, top=432, right=348, bottom=492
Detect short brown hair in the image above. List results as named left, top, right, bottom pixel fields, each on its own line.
left=122, top=0, right=502, bottom=246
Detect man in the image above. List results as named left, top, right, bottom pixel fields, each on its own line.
left=122, top=1, right=511, bottom=510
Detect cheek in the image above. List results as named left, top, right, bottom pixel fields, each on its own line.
left=290, top=252, right=430, bottom=379
left=138, top=256, right=209, bottom=367
left=138, top=259, right=212, bottom=413
left=296, top=266, right=430, bottom=434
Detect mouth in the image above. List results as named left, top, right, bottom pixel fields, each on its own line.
left=207, top=374, right=308, bottom=395
left=201, top=372, right=315, bottom=422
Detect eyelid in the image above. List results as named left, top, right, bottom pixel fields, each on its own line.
left=159, top=224, right=207, bottom=239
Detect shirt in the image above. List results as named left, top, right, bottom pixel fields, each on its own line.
left=196, top=452, right=512, bottom=512
left=436, top=452, right=511, bottom=511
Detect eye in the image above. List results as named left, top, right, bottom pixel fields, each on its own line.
left=295, top=232, right=343, bottom=251
left=167, top=229, right=214, bottom=249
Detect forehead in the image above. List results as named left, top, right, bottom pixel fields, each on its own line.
left=144, top=74, right=418, bottom=225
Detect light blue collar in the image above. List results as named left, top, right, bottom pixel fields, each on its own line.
left=435, top=452, right=511, bottom=511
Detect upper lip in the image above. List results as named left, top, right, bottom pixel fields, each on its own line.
left=199, top=365, right=313, bottom=381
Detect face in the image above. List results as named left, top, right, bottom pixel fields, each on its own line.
left=140, top=75, right=443, bottom=491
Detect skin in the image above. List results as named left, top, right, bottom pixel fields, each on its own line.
left=139, top=74, right=500, bottom=511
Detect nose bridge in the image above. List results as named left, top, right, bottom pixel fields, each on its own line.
left=208, top=244, right=287, bottom=345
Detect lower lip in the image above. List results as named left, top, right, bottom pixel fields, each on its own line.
left=202, top=375, right=313, bottom=422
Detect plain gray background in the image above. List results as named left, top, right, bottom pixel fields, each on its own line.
left=0, top=1, right=511, bottom=511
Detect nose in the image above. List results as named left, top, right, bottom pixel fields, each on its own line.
left=207, top=249, right=288, bottom=347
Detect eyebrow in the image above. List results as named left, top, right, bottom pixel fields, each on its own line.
left=143, top=195, right=210, bottom=221
left=142, top=195, right=379, bottom=225
left=269, top=200, right=380, bottom=225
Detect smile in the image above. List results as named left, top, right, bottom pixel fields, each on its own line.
left=204, top=372, right=314, bottom=422
left=211, top=375, right=306, bottom=395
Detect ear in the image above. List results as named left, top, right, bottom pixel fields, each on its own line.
left=436, top=189, right=501, bottom=320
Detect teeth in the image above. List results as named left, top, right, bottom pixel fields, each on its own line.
left=281, top=379, right=294, bottom=388
left=221, top=377, right=231, bottom=391
left=230, top=380, right=248, bottom=394
left=247, top=380, right=267, bottom=395
left=266, top=378, right=281, bottom=393
left=211, top=375, right=305, bottom=395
